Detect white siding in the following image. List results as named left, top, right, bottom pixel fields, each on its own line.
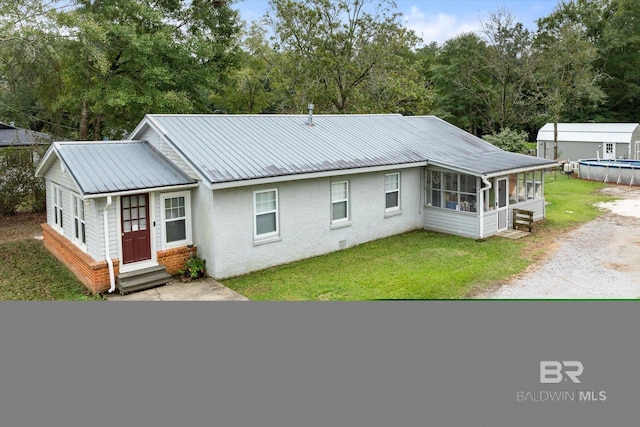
left=509, top=199, right=546, bottom=224
left=44, top=158, right=80, bottom=243
left=84, top=198, right=102, bottom=261
left=90, top=198, right=119, bottom=261
left=482, top=211, right=498, bottom=237
left=47, top=157, right=80, bottom=192
left=137, top=126, right=199, bottom=180
left=423, top=208, right=479, bottom=238
left=204, top=169, right=424, bottom=278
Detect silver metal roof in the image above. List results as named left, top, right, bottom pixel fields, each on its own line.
left=140, top=114, right=555, bottom=184
left=537, top=123, right=640, bottom=144
left=40, top=141, right=195, bottom=195
left=0, top=123, right=52, bottom=147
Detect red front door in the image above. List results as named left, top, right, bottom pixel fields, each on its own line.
left=121, top=194, right=151, bottom=264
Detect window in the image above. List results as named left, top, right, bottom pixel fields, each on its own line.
left=331, top=181, right=349, bottom=222
left=605, top=143, right=613, bottom=154
left=254, top=189, right=278, bottom=237
left=426, top=171, right=476, bottom=212
left=385, top=173, right=400, bottom=211
left=53, top=185, right=63, bottom=229
left=72, top=195, right=86, bottom=247
left=161, top=192, right=191, bottom=248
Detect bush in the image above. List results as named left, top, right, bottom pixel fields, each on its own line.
left=482, top=128, right=530, bottom=154
left=0, top=147, right=46, bottom=216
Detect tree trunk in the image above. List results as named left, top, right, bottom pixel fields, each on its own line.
left=79, top=101, right=89, bottom=140
left=93, top=114, right=103, bottom=140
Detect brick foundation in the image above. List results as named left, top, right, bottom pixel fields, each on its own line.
left=42, top=224, right=120, bottom=294
left=157, top=245, right=198, bottom=275
left=42, top=224, right=197, bottom=294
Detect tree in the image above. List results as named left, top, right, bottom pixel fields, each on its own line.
left=265, top=0, right=426, bottom=113
left=0, top=0, right=66, bottom=134
left=429, top=33, right=491, bottom=135
left=536, top=0, right=640, bottom=123
left=532, top=23, right=606, bottom=159
left=481, top=7, right=535, bottom=131
left=210, top=23, right=287, bottom=113
left=53, top=0, right=241, bottom=139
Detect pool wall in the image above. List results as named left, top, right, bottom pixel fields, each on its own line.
left=578, top=159, right=640, bottom=186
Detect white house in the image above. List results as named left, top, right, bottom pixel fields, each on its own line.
left=537, top=123, right=640, bottom=161
left=36, top=114, right=556, bottom=294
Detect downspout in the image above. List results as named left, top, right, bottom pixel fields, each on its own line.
left=479, top=176, right=492, bottom=239
left=103, top=196, right=116, bottom=293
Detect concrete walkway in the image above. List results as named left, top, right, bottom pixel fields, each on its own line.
left=105, top=278, right=249, bottom=301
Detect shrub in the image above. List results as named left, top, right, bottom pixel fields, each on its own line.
left=0, top=146, right=46, bottom=216
left=482, top=128, right=530, bottom=154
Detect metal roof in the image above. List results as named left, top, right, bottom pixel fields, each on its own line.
left=138, top=114, right=555, bottom=184
left=537, top=123, right=640, bottom=144
left=38, top=140, right=196, bottom=195
left=0, top=123, right=52, bottom=147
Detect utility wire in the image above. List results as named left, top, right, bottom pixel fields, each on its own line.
left=0, top=100, right=79, bottom=133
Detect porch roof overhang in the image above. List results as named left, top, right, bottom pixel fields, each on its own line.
left=82, top=182, right=199, bottom=199
left=427, top=152, right=559, bottom=178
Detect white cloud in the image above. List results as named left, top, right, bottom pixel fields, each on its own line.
left=404, top=6, right=483, bottom=46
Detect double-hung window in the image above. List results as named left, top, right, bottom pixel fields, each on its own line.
left=162, top=192, right=191, bottom=248
left=254, top=189, right=278, bottom=238
left=385, top=173, right=400, bottom=211
left=72, top=195, right=86, bottom=247
left=53, top=185, right=63, bottom=230
left=331, top=181, right=349, bottom=223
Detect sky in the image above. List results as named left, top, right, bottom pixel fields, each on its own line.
left=232, top=0, right=562, bottom=46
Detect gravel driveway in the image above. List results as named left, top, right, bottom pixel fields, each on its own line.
left=480, top=185, right=640, bottom=299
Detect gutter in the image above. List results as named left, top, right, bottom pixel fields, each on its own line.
left=103, top=196, right=116, bottom=293
left=478, top=176, right=493, bottom=239
left=83, top=183, right=198, bottom=199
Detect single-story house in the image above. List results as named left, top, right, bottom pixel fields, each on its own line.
left=0, top=122, right=52, bottom=166
left=537, top=123, right=640, bottom=161
left=36, top=114, right=556, bottom=294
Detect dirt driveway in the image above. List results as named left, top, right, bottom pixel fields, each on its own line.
left=480, top=185, right=640, bottom=299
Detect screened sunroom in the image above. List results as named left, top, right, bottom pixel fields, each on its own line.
left=423, top=167, right=547, bottom=239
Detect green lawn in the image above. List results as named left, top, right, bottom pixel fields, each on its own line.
left=543, top=174, right=614, bottom=231
left=222, top=175, right=614, bottom=300
left=0, top=174, right=615, bottom=301
left=0, top=239, right=102, bottom=300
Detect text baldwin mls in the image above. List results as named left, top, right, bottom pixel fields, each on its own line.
left=516, top=361, right=608, bottom=403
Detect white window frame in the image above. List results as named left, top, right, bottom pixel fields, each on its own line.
left=72, top=194, right=86, bottom=249
left=253, top=188, right=279, bottom=241
left=331, top=180, right=350, bottom=224
left=384, top=172, right=400, bottom=213
left=52, top=184, right=64, bottom=232
left=160, top=191, right=192, bottom=249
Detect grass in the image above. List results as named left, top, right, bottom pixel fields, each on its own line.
left=543, top=174, right=614, bottom=231
left=0, top=236, right=102, bottom=301
left=222, top=231, right=528, bottom=300
left=222, top=174, right=615, bottom=300
left=0, top=174, right=617, bottom=301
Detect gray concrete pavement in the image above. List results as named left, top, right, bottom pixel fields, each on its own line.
left=105, top=278, right=248, bottom=301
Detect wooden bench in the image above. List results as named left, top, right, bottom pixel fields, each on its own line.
left=512, top=209, right=533, bottom=233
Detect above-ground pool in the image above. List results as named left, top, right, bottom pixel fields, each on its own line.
left=578, top=159, right=640, bottom=185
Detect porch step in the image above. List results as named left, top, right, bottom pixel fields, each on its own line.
left=116, top=265, right=173, bottom=295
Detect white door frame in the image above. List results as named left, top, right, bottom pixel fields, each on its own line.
left=496, top=177, right=509, bottom=232
left=604, top=142, right=615, bottom=160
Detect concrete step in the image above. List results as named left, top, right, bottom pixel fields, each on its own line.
left=116, top=265, right=172, bottom=295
